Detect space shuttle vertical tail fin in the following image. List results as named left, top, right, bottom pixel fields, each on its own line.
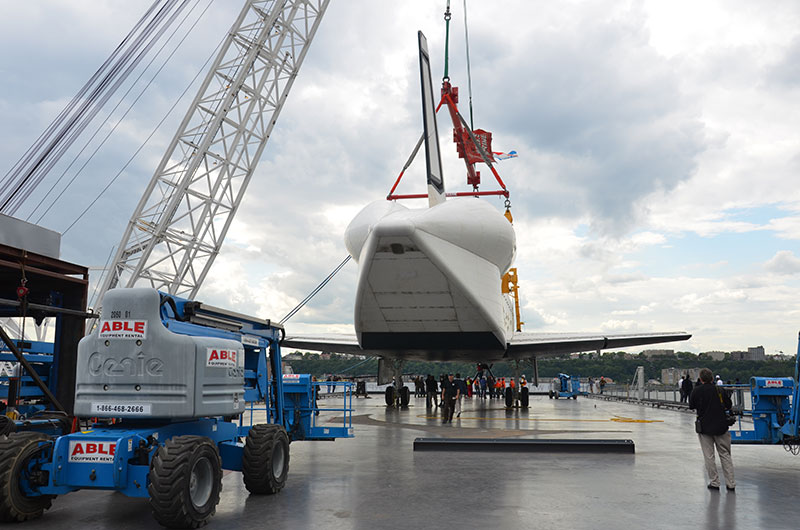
left=418, top=31, right=445, bottom=207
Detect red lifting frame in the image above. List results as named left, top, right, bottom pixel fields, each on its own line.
left=387, top=80, right=510, bottom=201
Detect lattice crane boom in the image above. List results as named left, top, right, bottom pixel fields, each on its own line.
left=97, top=0, right=329, bottom=308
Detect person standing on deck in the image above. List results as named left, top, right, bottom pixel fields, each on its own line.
left=681, top=374, right=693, bottom=404
left=441, top=374, right=460, bottom=424
left=426, top=374, right=439, bottom=408
left=689, top=368, right=735, bottom=491
left=454, top=373, right=468, bottom=418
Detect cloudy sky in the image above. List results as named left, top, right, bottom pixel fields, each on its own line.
left=2, top=1, right=799, bottom=355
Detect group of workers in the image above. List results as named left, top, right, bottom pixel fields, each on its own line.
left=414, top=373, right=528, bottom=405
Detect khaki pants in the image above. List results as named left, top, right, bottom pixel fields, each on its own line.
left=698, top=432, right=735, bottom=488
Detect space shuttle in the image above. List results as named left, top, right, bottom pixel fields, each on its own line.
left=284, top=32, right=690, bottom=377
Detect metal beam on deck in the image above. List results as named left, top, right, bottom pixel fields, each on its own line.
left=413, top=437, right=635, bottom=453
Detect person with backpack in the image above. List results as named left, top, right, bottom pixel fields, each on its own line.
left=689, top=368, right=736, bottom=491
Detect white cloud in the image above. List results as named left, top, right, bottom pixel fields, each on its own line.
left=764, top=250, right=800, bottom=275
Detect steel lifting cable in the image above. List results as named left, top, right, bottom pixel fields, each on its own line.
left=441, top=0, right=474, bottom=130
left=0, top=0, right=191, bottom=216
left=462, top=0, right=475, bottom=131
left=62, top=30, right=227, bottom=236
left=30, top=0, right=212, bottom=224
left=12, top=0, right=191, bottom=214
left=60, top=0, right=274, bottom=235
left=0, top=0, right=162, bottom=194
left=279, top=255, right=352, bottom=325
left=443, top=1, right=452, bottom=81
left=0, top=0, right=180, bottom=213
left=1, top=0, right=187, bottom=214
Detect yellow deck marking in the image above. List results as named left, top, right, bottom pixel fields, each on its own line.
left=610, top=415, right=663, bottom=423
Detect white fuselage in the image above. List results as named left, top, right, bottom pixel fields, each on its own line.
left=344, top=198, right=516, bottom=360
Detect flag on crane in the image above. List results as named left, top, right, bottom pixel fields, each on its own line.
left=492, top=150, right=518, bottom=161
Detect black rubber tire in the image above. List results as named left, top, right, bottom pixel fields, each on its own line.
left=520, top=387, right=530, bottom=408
left=504, top=387, right=513, bottom=408
left=0, top=416, right=16, bottom=437
left=548, top=390, right=553, bottom=399
left=399, top=386, right=410, bottom=407
left=0, top=432, right=53, bottom=522
left=385, top=387, right=394, bottom=406
left=148, top=435, right=222, bottom=529
left=242, top=424, right=290, bottom=495
left=572, top=395, right=578, bottom=400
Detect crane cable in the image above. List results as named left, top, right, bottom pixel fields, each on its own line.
left=442, top=1, right=451, bottom=81
left=0, top=0, right=192, bottom=216
left=29, top=0, right=212, bottom=225
left=442, top=0, right=475, bottom=130
left=462, top=0, right=475, bottom=131
left=279, top=255, right=352, bottom=325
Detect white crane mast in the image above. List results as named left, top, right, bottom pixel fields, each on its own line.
left=97, top=0, right=329, bottom=305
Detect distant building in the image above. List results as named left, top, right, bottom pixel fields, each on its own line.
left=702, top=351, right=726, bottom=361
left=661, top=367, right=702, bottom=386
left=642, top=349, right=675, bottom=358
left=730, top=346, right=766, bottom=361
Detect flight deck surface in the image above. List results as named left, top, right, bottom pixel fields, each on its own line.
left=18, top=394, right=800, bottom=529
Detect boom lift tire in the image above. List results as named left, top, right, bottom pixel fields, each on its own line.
left=242, top=424, right=290, bottom=495
left=148, top=435, right=222, bottom=529
left=520, top=387, right=530, bottom=408
left=385, top=387, right=394, bottom=406
left=0, top=432, right=54, bottom=522
left=504, top=387, right=513, bottom=408
left=399, top=386, right=410, bottom=407
left=0, top=416, right=16, bottom=437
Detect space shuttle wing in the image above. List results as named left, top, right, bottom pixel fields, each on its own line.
left=282, top=333, right=364, bottom=355
left=505, top=331, right=692, bottom=359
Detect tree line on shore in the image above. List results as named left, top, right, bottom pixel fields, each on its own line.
left=284, top=351, right=796, bottom=385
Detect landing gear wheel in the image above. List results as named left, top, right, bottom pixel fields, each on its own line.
left=549, top=390, right=554, bottom=399
left=572, top=395, right=578, bottom=400
left=504, top=387, right=513, bottom=408
left=242, top=424, right=290, bottom=495
left=399, top=386, right=410, bottom=407
left=384, top=387, right=395, bottom=406
left=520, top=387, right=530, bottom=408
left=0, top=432, right=54, bottom=522
left=149, top=435, right=222, bottom=528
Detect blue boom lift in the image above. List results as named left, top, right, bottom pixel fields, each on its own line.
left=0, top=288, right=352, bottom=527
left=549, top=373, right=587, bottom=400
left=730, top=332, right=800, bottom=451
